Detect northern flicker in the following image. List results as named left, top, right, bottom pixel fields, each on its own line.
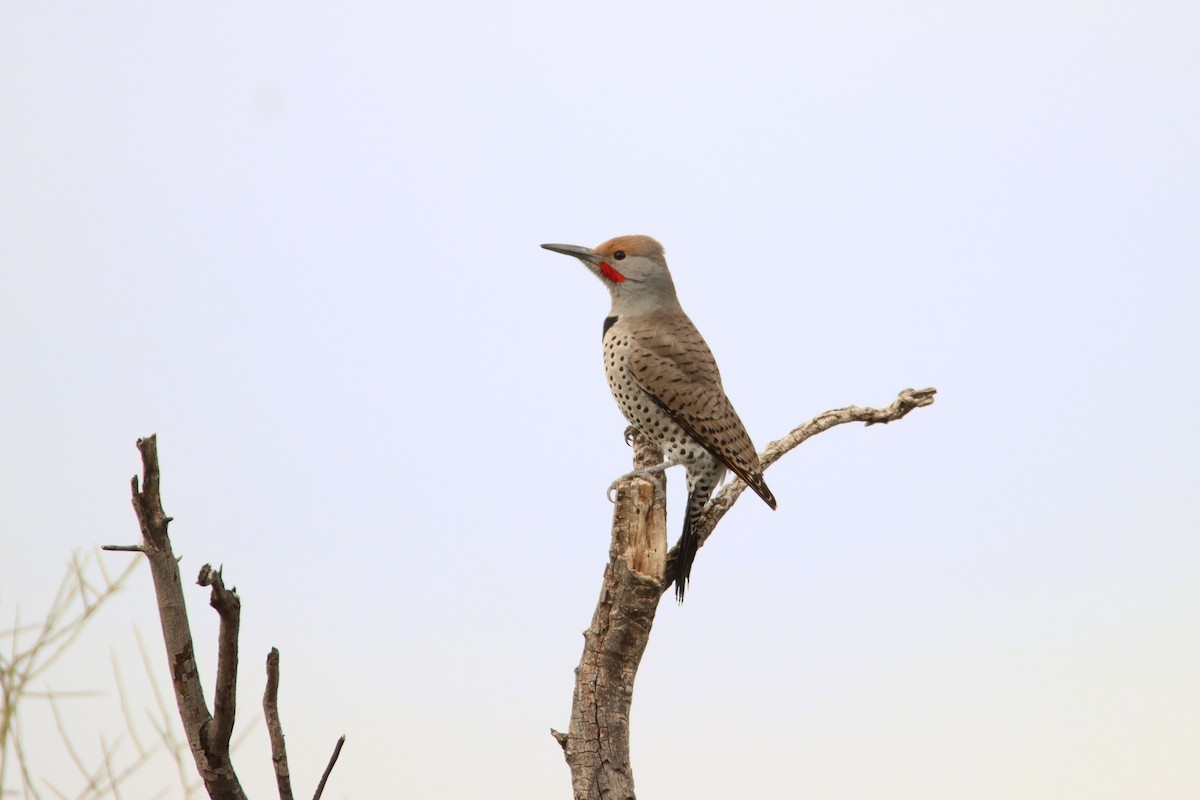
left=542, top=235, right=776, bottom=600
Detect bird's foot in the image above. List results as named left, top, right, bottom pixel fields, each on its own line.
left=607, top=462, right=669, bottom=503
left=623, top=425, right=638, bottom=447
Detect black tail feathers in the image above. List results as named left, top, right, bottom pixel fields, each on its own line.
left=672, top=490, right=706, bottom=602
left=672, top=518, right=699, bottom=602
left=749, top=473, right=778, bottom=510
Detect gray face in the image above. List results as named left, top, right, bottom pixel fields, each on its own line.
left=541, top=235, right=680, bottom=315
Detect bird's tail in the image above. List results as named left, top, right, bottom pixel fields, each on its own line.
left=745, top=472, right=777, bottom=510
left=672, top=488, right=708, bottom=602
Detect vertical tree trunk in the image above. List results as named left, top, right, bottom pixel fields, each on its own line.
left=554, top=388, right=937, bottom=799
left=557, top=433, right=667, bottom=800
left=127, top=436, right=248, bottom=800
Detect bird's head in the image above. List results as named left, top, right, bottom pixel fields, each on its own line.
left=541, top=235, right=680, bottom=314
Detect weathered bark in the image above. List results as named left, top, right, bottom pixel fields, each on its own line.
left=199, top=564, right=240, bottom=763
left=105, top=435, right=345, bottom=800
left=554, top=433, right=667, bottom=800
left=557, top=387, right=937, bottom=799
left=114, top=435, right=247, bottom=799
left=264, top=648, right=295, bottom=800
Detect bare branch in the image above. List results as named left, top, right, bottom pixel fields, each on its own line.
left=667, top=387, right=938, bottom=588
left=1, top=551, right=142, bottom=800
left=562, top=387, right=937, bottom=799
left=46, top=689, right=92, bottom=784
left=312, top=736, right=346, bottom=800
left=263, top=648, right=294, bottom=800
left=102, top=735, right=125, bottom=800
left=11, top=713, right=45, bottom=800
left=99, top=436, right=344, bottom=800
left=7, top=552, right=139, bottom=687
left=197, top=564, right=240, bottom=759
left=115, top=435, right=247, bottom=799
left=112, top=650, right=148, bottom=757
left=70, top=553, right=97, bottom=611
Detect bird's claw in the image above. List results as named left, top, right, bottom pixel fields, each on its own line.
left=623, top=425, right=637, bottom=447
left=606, top=463, right=670, bottom=503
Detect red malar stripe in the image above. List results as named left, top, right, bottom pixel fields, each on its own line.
left=599, top=262, right=626, bottom=282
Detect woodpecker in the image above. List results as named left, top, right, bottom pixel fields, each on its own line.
left=542, top=235, right=776, bottom=600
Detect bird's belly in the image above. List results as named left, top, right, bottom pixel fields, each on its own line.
left=608, top=382, right=712, bottom=468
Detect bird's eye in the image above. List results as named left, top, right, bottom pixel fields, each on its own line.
left=613, top=250, right=626, bottom=261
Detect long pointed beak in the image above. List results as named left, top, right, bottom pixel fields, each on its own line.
left=541, top=243, right=598, bottom=262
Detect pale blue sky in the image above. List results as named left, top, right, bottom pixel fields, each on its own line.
left=2, top=2, right=1197, bottom=798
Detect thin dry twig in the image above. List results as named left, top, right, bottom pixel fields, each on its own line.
left=1, top=550, right=141, bottom=800
left=99, top=734, right=124, bottom=800
left=11, top=706, right=46, bottom=800
left=11, top=553, right=139, bottom=686
left=668, top=387, right=939, bottom=586
left=312, top=736, right=346, bottom=800
left=46, top=689, right=93, bottom=784
left=263, top=648, right=293, bottom=800
left=111, top=651, right=148, bottom=757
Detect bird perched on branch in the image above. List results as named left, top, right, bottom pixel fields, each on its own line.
left=541, top=235, right=776, bottom=600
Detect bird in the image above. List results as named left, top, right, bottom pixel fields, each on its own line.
left=541, top=235, right=776, bottom=600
